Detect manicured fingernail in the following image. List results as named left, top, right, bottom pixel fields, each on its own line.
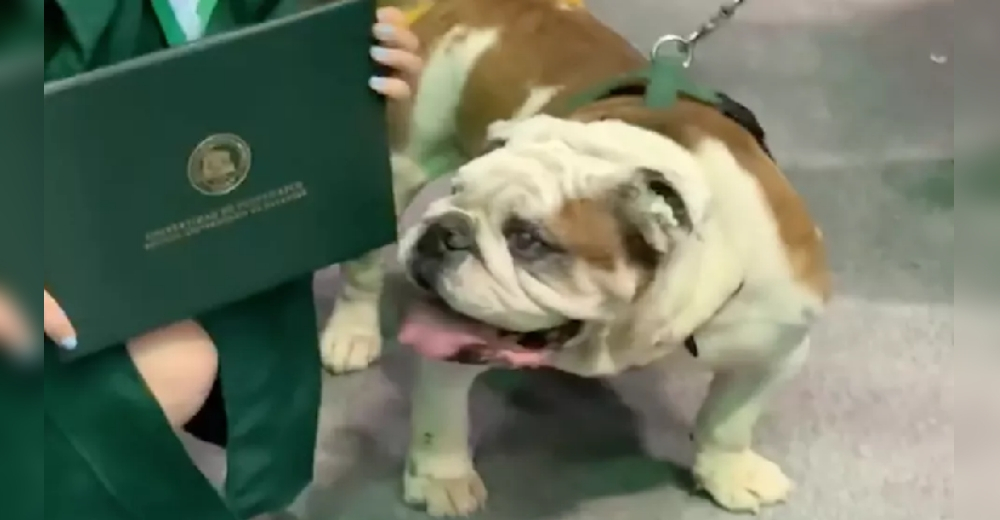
left=370, top=46, right=390, bottom=62
left=374, top=23, right=394, bottom=40
left=58, top=336, right=77, bottom=350
left=369, top=76, right=388, bottom=92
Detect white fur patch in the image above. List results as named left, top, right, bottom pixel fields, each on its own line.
left=406, top=26, right=501, bottom=160
left=513, top=86, right=562, bottom=119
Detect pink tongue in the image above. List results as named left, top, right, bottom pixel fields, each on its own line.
left=397, top=298, right=550, bottom=367
left=398, top=299, right=496, bottom=359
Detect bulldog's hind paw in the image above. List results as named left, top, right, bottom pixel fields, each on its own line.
left=693, top=449, right=793, bottom=514
left=403, top=457, right=488, bottom=517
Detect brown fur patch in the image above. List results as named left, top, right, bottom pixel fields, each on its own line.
left=546, top=198, right=658, bottom=272
left=406, top=0, right=643, bottom=155
left=546, top=198, right=622, bottom=270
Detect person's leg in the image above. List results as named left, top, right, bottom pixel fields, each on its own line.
left=41, top=281, right=318, bottom=520
left=41, top=330, right=238, bottom=520
left=126, top=320, right=230, bottom=448
left=130, top=320, right=230, bottom=485
left=1, top=317, right=231, bottom=520
left=126, top=319, right=220, bottom=429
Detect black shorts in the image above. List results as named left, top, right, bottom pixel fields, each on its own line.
left=183, top=376, right=228, bottom=447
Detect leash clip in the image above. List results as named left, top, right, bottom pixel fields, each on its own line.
left=650, top=34, right=694, bottom=68
left=649, top=0, right=752, bottom=68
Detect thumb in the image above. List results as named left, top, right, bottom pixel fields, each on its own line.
left=44, top=290, right=77, bottom=350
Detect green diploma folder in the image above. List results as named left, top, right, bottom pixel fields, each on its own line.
left=43, top=1, right=397, bottom=358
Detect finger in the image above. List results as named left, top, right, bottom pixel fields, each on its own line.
left=370, top=46, right=423, bottom=77
left=372, top=13, right=420, bottom=54
left=375, top=6, right=406, bottom=26
left=368, top=76, right=412, bottom=100
left=44, top=290, right=77, bottom=350
left=0, top=293, right=32, bottom=356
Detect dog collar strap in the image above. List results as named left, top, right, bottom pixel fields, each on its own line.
left=557, top=59, right=719, bottom=116
left=150, top=0, right=220, bottom=46
left=644, top=55, right=720, bottom=108
left=557, top=69, right=647, bottom=114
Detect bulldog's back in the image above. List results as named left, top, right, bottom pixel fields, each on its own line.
left=398, top=0, right=645, bottom=153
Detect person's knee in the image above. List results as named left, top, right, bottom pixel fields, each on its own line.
left=127, top=320, right=218, bottom=428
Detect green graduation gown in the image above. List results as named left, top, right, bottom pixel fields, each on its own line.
left=0, top=1, right=331, bottom=519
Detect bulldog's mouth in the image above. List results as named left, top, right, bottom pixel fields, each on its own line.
left=398, top=294, right=583, bottom=367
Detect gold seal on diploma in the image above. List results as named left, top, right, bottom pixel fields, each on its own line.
left=188, top=134, right=252, bottom=196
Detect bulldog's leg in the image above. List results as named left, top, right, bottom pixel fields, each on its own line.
left=320, top=155, right=429, bottom=373
left=691, top=337, right=810, bottom=514
left=322, top=24, right=506, bottom=373
left=404, top=358, right=489, bottom=517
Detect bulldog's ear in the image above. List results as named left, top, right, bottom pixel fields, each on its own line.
left=615, top=167, right=694, bottom=254
left=615, top=168, right=741, bottom=348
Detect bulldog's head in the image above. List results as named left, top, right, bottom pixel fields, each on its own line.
left=397, top=115, right=718, bottom=366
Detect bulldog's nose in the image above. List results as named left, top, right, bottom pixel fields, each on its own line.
left=418, top=212, right=475, bottom=256
left=410, top=212, right=475, bottom=290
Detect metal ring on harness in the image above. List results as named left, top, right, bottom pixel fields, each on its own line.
left=650, top=34, right=694, bottom=68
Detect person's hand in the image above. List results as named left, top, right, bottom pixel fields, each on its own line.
left=368, top=7, right=423, bottom=100
left=0, top=288, right=77, bottom=361
left=43, top=290, right=77, bottom=350
left=0, top=288, right=32, bottom=359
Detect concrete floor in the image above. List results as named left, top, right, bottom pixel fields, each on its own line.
left=189, top=0, right=990, bottom=518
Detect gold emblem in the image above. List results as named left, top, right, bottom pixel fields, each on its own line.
left=188, top=134, right=252, bottom=196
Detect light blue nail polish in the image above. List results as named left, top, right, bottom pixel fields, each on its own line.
left=59, top=336, right=78, bottom=350
left=369, top=76, right=388, bottom=91
left=370, top=46, right=390, bottom=62
left=374, top=23, right=394, bottom=40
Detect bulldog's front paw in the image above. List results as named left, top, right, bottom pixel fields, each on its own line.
left=693, top=449, right=793, bottom=514
left=403, top=453, right=488, bottom=517
left=320, top=301, right=382, bottom=374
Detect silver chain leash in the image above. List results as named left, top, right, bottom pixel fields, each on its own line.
left=650, top=0, right=751, bottom=67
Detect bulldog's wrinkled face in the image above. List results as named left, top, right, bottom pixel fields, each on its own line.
left=398, top=116, right=710, bottom=349
left=401, top=180, right=653, bottom=333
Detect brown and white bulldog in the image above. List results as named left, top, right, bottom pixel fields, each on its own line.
left=319, top=0, right=831, bottom=516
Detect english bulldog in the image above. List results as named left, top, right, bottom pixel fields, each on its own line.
left=319, top=0, right=831, bottom=516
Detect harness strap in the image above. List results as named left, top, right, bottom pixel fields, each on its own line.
left=555, top=57, right=721, bottom=116
left=554, top=64, right=773, bottom=159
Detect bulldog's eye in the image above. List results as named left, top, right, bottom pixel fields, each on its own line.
left=509, top=229, right=540, bottom=251
left=503, top=219, right=553, bottom=261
